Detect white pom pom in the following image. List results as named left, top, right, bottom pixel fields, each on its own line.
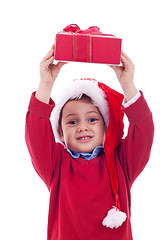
left=102, top=206, right=127, bottom=229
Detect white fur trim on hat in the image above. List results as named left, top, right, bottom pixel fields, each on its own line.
left=51, top=78, right=109, bottom=144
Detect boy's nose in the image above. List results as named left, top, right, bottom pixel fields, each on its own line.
left=77, top=123, right=89, bottom=132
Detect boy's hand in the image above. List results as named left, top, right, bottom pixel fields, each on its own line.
left=40, top=45, right=66, bottom=86
left=110, top=51, right=134, bottom=85
left=36, top=45, right=67, bottom=104
left=110, top=51, right=138, bottom=102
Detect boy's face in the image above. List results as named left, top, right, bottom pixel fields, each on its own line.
left=59, top=99, right=106, bottom=153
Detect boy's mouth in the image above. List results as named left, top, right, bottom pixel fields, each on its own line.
left=77, top=136, right=92, bottom=142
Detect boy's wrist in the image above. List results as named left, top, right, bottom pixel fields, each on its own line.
left=123, top=91, right=141, bottom=108
left=120, top=82, right=138, bottom=102
left=36, top=81, right=53, bottom=104
left=39, top=79, right=54, bottom=89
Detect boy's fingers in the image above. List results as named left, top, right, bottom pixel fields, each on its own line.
left=121, top=51, right=133, bottom=64
left=40, top=45, right=67, bottom=70
left=46, top=56, right=54, bottom=66
left=121, top=53, right=134, bottom=69
left=109, top=65, right=117, bottom=71
left=41, top=47, right=54, bottom=63
left=121, top=51, right=130, bottom=59
left=57, top=62, right=67, bottom=69
left=40, top=56, right=54, bottom=70
left=120, top=54, right=126, bottom=65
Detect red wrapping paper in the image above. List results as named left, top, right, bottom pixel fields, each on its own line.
left=54, top=24, right=122, bottom=65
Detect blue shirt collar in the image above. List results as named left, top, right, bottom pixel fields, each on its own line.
left=67, top=146, right=104, bottom=160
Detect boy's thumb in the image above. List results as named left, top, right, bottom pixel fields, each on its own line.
left=57, top=62, right=67, bottom=70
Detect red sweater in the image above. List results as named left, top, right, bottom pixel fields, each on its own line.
left=25, top=92, right=154, bottom=240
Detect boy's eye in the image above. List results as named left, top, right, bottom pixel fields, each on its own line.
left=68, top=120, right=77, bottom=125
left=89, top=118, right=97, bottom=123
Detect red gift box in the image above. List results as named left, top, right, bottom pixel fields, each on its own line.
left=54, top=24, right=122, bottom=65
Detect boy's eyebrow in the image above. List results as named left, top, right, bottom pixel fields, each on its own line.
left=65, top=113, right=78, bottom=119
left=87, top=111, right=100, bottom=115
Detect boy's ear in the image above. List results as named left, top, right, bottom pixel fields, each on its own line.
left=58, top=127, right=64, bottom=142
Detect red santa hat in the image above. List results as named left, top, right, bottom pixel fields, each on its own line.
left=51, top=78, right=127, bottom=229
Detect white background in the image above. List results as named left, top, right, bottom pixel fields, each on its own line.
left=0, top=0, right=160, bottom=239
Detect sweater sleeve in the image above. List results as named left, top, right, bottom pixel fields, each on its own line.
left=118, top=91, right=154, bottom=186
left=25, top=92, right=61, bottom=187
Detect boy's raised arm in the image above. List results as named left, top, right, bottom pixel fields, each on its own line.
left=36, top=45, right=66, bottom=104
left=111, top=52, right=154, bottom=184
left=25, top=46, right=66, bottom=187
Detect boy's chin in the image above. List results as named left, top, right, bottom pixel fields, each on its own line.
left=71, top=146, right=94, bottom=153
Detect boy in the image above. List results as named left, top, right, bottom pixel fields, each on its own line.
left=25, top=45, right=154, bottom=240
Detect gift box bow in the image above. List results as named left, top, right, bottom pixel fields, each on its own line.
left=63, top=24, right=114, bottom=36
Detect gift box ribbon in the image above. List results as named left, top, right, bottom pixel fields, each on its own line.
left=63, top=24, right=114, bottom=62
left=63, top=24, right=103, bottom=35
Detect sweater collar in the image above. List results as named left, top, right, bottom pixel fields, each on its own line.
left=67, top=146, right=104, bottom=160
